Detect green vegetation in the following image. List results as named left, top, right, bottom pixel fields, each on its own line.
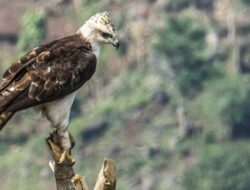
left=189, top=75, right=250, bottom=139
left=183, top=142, right=250, bottom=190
left=67, top=0, right=101, bottom=26
left=17, top=10, right=46, bottom=52
left=167, top=0, right=196, bottom=9
left=155, top=9, right=217, bottom=96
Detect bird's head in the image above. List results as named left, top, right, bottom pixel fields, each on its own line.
left=78, top=11, right=119, bottom=49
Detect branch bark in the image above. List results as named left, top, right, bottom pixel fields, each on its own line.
left=94, top=159, right=116, bottom=190
left=46, top=130, right=116, bottom=190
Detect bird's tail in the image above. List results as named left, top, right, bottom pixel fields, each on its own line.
left=0, top=112, right=14, bottom=131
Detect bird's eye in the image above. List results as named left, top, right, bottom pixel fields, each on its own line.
left=101, top=32, right=112, bottom=38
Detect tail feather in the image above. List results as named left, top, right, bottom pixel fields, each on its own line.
left=0, top=112, right=14, bottom=130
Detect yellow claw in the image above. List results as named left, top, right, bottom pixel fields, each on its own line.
left=58, top=150, right=67, bottom=163
left=69, top=155, right=76, bottom=165
left=58, top=149, right=76, bottom=165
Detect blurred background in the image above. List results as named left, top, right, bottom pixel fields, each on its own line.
left=1, top=0, right=250, bottom=189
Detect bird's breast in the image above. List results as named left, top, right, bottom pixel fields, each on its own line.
left=34, top=92, right=77, bottom=125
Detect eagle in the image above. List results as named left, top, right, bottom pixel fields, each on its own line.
left=0, top=12, right=119, bottom=153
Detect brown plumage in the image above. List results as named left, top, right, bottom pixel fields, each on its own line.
left=0, top=34, right=96, bottom=129
left=0, top=11, right=119, bottom=152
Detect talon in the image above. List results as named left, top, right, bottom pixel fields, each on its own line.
left=58, top=150, right=75, bottom=164
left=59, top=150, right=67, bottom=163
left=66, top=151, right=76, bottom=164
left=69, top=155, right=76, bottom=165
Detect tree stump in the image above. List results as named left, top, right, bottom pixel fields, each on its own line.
left=46, top=130, right=116, bottom=190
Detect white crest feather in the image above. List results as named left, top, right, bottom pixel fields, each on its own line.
left=83, top=11, right=115, bottom=33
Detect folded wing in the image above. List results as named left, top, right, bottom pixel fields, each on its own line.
left=0, top=34, right=96, bottom=115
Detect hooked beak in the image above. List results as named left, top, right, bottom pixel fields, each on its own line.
left=112, top=36, right=120, bottom=49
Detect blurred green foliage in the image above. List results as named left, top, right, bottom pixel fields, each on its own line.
left=17, top=10, right=46, bottom=52
left=167, top=0, right=196, bottom=9
left=155, top=9, right=217, bottom=96
left=67, top=0, right=101, bottom=26
left=190, top=75, right=250, bottom=139
left=219, top=77, right=250, bottom=137
left=183, top=142, right=250, bottom=190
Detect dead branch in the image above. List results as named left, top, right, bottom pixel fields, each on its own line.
left=94, top=159, right=116, bottom=190
left=46, top=130, right=116, bottom=190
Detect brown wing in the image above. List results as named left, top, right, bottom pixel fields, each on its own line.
left=0, top=34, right=96, bottom=113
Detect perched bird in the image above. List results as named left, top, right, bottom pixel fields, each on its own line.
left=0, top=12, right=119, bottom=153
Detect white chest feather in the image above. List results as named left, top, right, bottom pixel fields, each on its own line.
left=36, top=92, right=77, bottom=128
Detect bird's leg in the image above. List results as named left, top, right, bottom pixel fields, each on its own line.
left=45, top=108, right=76, bottom=163
left=58, top=129, right=76, bottom=163
left=57, top=128, right=72, bottom=150
left=51, top=127, right=75, bottom=164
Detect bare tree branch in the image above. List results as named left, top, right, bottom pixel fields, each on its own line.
left=46, top=130, right=116, bottom=190
left=94, top=159, right=116, bottom=190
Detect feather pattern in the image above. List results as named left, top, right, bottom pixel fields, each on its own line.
left=0, top=34, right=96, bottom=117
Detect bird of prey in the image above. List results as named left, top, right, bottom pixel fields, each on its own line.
left=0, top=12, right=119, bottom=153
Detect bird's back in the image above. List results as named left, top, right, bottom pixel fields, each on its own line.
left=0, top=34, right=97, bottom=129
